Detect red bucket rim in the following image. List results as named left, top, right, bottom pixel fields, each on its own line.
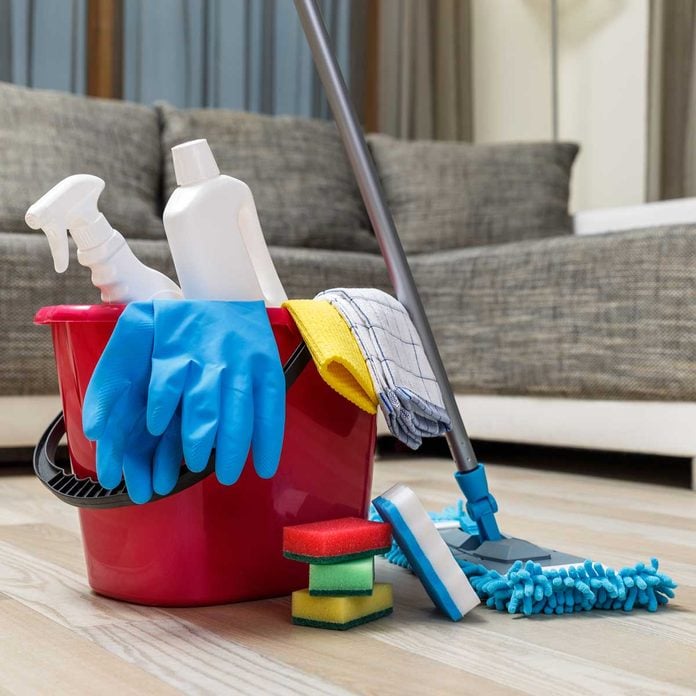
left=34, top=304, right=126, bottom=325
left=34, top=303, right=293, bottom=326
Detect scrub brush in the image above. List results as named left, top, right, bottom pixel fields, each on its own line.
left=373, top=485, right=479, bottom=621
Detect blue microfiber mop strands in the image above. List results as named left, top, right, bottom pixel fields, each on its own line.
left=370, top=502, right=677, bottom=617
left=463, top=558, right=676, bottom=616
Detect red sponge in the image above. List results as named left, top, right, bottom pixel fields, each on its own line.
left=283, top=517, right=393, bottom=564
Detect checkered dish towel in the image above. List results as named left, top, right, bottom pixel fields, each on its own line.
left=315, top=288, right=451, bottom=449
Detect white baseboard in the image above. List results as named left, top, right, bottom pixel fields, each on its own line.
left=378, top=395, right=696, bottom=459
left=0, top=395, right=62, bottom=448
left=5, top=394, right=696, bottom=463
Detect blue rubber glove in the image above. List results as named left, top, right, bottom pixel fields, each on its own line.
left=82, top=302, right=184, bottom=504
left=146, top=300, right=285, bottom=485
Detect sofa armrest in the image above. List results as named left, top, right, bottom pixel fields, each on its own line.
left=409, top=225, right=696, bottom=401
left=573, top=199, right=696, bottom=235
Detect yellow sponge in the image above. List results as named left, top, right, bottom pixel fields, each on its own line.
left=291, top=583, right=393, bottom=630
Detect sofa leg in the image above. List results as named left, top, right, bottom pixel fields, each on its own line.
left=692, top=457, right=696, bottom=491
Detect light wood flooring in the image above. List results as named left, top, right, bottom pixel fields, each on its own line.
left=0, top=457, right=694, bottom=695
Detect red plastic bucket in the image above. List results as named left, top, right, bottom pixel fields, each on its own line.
left=34, top=304, right=376, bottom=606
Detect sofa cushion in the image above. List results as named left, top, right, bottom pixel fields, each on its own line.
left=410, top=225, right=696, bottom=400
left=368, top=135, right=578, bottom=253
left=0, top=82, right=163, bottom=240
left=158, top=103, right=378, bottom=253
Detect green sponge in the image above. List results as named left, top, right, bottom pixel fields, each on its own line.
left=309, top=557, right=375, bottom=596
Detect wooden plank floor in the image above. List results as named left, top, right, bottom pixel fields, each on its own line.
left=0, top=458, right=694, bottom=695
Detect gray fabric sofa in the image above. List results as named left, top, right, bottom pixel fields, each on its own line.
left=1, top=83, right=694, bottom=466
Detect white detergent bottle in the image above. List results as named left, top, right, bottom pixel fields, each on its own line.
left=25, top=175, right=182, bottom=303
left=163, top=138, right=287, bottom=306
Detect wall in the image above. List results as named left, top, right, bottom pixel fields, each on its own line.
left=471, top=0, right=650, bottom=212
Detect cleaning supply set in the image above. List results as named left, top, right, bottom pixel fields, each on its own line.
left=31, top=138, right=376, bottom=605
left=284, top=518, right=394, bottom=629
left=29, top=0, right=675, bottom=625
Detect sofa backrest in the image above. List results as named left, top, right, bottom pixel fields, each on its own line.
left=0, top=83, right=579, bottom=257
left=368, top=134, right=579, bottom=254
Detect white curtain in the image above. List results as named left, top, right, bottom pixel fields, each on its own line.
left=375, top=0, right=472, bottom=140
left=647, top=0, right=696, bottom=199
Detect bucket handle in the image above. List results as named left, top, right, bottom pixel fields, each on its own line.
left=33, top=341, right=312, bottom=509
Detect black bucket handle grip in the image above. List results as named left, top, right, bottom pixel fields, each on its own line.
left=33, top=341, right=311, bottom=509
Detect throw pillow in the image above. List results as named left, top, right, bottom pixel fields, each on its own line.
left=368, top=134, right=578, bottom=253
left=0, top=82, right=163, bottom=239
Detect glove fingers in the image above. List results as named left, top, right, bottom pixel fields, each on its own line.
left=83, top=302, right=154, bottom=440
left=251, top=360, right=286, bottom=479
left=215, top=373, right=254, bottom=486
left=152, top=411, right=184, bottom=496
left=182, top=365, right=222, bottom=473
left=83, top=376, right=130, bottom=441
left=122, top=427, right=156, bottom=504
left=94, top=389, right=141, bottom=489
left=94, top=437, right=124, bottom=490
left=147, top=358, right=188, bottom=436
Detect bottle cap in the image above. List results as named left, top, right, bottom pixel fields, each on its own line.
left=171, top=139, right=220, bottom=186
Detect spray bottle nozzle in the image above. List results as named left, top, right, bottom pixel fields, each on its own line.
left=25, top=175, right=105, bottom=273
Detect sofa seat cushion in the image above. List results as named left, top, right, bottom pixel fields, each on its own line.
left=410, top=225, right=696, bottom=401
left=0, top=82, right=163, bottom=240
left=158, top=103, right=378, bottom=254
left=368, top=135, right=578, bottom=253
left=0, top=231, right=390, bottom=396
left=7, top=224, right=692, bottom=403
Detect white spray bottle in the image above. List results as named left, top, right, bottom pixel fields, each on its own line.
left=162, top=139, right=287, bottom=306
left=25, top=175, right=182, bottom=303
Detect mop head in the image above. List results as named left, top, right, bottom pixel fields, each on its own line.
left=371, top=501, right=677, bottom=617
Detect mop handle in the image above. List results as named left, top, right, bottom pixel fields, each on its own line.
left=294, top=0, right=477, bottom=473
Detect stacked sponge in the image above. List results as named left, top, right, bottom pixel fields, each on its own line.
left=284, top=517, right=394, bottom=630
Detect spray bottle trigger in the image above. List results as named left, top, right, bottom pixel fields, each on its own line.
left=44, top=224, right=70, bottom=273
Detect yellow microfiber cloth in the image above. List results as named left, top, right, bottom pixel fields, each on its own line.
left=283, top=299, right=377, bottom=414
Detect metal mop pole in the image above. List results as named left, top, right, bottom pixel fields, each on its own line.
left=295, top=0, right=503, bottom=541
left=294, top=0, right=476, bottom=470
